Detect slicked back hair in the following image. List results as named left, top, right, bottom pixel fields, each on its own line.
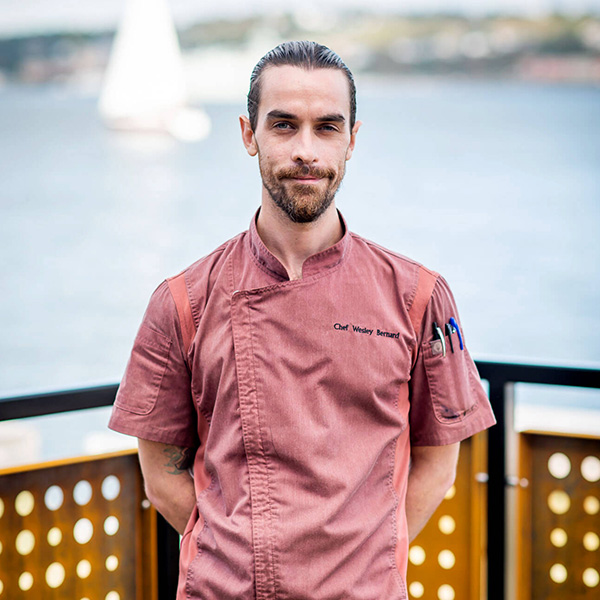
left=247, top=41, right=357, bottom=132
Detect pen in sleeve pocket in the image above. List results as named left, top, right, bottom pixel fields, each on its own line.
left=432, top=321, right=446, bottom=357
left=445, top=323, right=455, bottom=353
left=448, top=317, right=464, bottom=350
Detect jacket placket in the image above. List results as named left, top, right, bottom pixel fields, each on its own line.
left=230, top=289, right=278, bottom=599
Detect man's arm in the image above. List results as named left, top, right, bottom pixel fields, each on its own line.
left=405, top=442, right=460, bottom=542
left=137, top=438, right=197, bottom=535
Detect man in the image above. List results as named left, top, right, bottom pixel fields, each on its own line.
left=109, top=41, right=495, bottom=599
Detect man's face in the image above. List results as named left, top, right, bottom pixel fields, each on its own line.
left=241, top=66, right=360, bottom=223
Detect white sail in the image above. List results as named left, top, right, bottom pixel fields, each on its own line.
left=99, top=0, right=210, bottom=141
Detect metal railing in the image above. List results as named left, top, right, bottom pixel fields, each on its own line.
left=1, top=360, right=599, bottom=600
left=0, top=383, right=180, bottom=600
left=475, top=361, right=600, bottom=600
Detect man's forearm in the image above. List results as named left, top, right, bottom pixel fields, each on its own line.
left=149, top=470, right=196, bottom=534
left=138, top=439, right=197, bottom=534
left=405, top=443, right=460, bottom=542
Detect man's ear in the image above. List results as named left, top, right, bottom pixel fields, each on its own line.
left=240, top=115, right=258, bottom=156
left=345, top=120, right=362, bottom=161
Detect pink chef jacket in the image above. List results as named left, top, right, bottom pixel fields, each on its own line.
left=109, top=211, right=495, bottom=600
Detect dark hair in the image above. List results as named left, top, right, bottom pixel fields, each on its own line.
left=247, top=41, right=356, bottom=131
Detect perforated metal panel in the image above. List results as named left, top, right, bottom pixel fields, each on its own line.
left=406, top=433, right=488, bottom=600
left=0, top=450, right=156, bottom=600
left=520, top=433, right=600, bottom=600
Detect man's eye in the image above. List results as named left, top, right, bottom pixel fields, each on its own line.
left=274, top=122, right=292, bottom=129
left=320, top=124, right=338, bottom=132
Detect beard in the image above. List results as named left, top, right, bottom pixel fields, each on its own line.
left=259, top=158, right=346, bottom=224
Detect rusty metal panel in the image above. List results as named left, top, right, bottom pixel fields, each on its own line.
left=520, top=433, right=600, bottom=600
left=0, top=450, right=156, bottom=600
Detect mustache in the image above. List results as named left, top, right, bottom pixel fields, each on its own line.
left=276, top=165, right=335, bottom=180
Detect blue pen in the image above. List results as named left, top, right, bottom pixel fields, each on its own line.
left=449, top=317, right=463, bottom=350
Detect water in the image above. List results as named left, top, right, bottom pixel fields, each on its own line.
left=1, top=79, right=599, bottom=460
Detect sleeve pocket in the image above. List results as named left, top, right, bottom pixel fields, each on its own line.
left=115, top=325, right=172, bottom=416
left=422, top=340, right=478, bottom=424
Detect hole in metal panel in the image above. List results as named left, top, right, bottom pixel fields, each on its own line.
left=15, top=530, right=35, bottom=555
left=581, top=456, right=600, bottom=483
left=549, top=563, right=568, bottom=583
left=583, top=568, right=599, bottom=588
left=409, top=545, right=426, bottom=566
left=73, top=481, right=93, bottom=506
left=45, top=562, right=65, bottom=588
left=548, top=453, right=571, bottom=479
left=73, top=519, right=94, bottom=544
left=583, top=532, right=600, bottom=551
left=105, top=555, right=119, bottom=572
left=44, top=486, right=64, bottom=511
left=105, top=592, right=121, bottom=600
left=438, top=515, right=456, bottom=535
left=438, top=550, right=456, bottom=569
left=104, top=516, right=120, bottom=536
left=102, top=475, right=121, bottom=501
left=18, top=572, right=33, bottom=591
left=548, top=490, right=570, bottom=515
left=437, top=584, right=455, bottom=600
left=409, top=581, right=424, bottom=598
left=47, top=527, right=62, bottom=547
left=15, top=491, right=35, bottom=517
left=550, top=528, right=568, bottom=548
left=77, top=560, right=92, bottom=579
left=444, top=485, right=456, bottom=500
left=584, top=496, right=599, bottom=515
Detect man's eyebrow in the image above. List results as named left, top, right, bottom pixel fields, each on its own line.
left=316, top=113, right=346, bottom=123
left=265, top=110, right=346, bottom=124
left=266, top=110, right=297, bottom=121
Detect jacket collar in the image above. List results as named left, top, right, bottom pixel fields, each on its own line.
left=247, top=208, right=352, bottom=281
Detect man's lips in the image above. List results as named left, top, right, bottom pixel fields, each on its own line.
left=277, top=167, right=334, bottom=182
left=289, top=176, right=321, bottom=182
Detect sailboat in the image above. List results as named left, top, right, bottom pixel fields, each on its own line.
left=99, top=0, right=211, bottom=142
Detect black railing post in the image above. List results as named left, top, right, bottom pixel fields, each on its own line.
left=487, top=377, right=507, bottom=600
left=156, top=514, right=181, bottom=600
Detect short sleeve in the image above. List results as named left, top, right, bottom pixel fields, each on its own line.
left=409, top=276, right=496, bottom=446
left=108, top=281, right=199, bottom=447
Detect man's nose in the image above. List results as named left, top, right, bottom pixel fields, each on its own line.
left=291, top=127, right=318, bottom=164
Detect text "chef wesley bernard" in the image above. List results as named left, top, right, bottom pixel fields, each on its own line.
left=333, top=323, right=400, bottom=339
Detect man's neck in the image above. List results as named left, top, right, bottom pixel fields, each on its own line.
left=256, top=198, right=343, bottom=281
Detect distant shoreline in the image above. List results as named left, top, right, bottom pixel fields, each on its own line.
left=1, top=11, right=599, bottom=87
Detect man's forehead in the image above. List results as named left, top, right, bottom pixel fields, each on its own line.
left=257, top=65, right=351, bottom=118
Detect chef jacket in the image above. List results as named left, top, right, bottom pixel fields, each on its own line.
left=109, top=211, right=496, bottom=600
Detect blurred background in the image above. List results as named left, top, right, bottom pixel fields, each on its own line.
left=1, top=0, right=599, bottom=466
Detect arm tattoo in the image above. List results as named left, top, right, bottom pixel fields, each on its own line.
left=162, top=446, right=195, bottom=475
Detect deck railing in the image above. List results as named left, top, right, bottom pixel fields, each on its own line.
left=475, top=361, right=600, bottom=600
left=1, top=360, right=599, bottom=600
